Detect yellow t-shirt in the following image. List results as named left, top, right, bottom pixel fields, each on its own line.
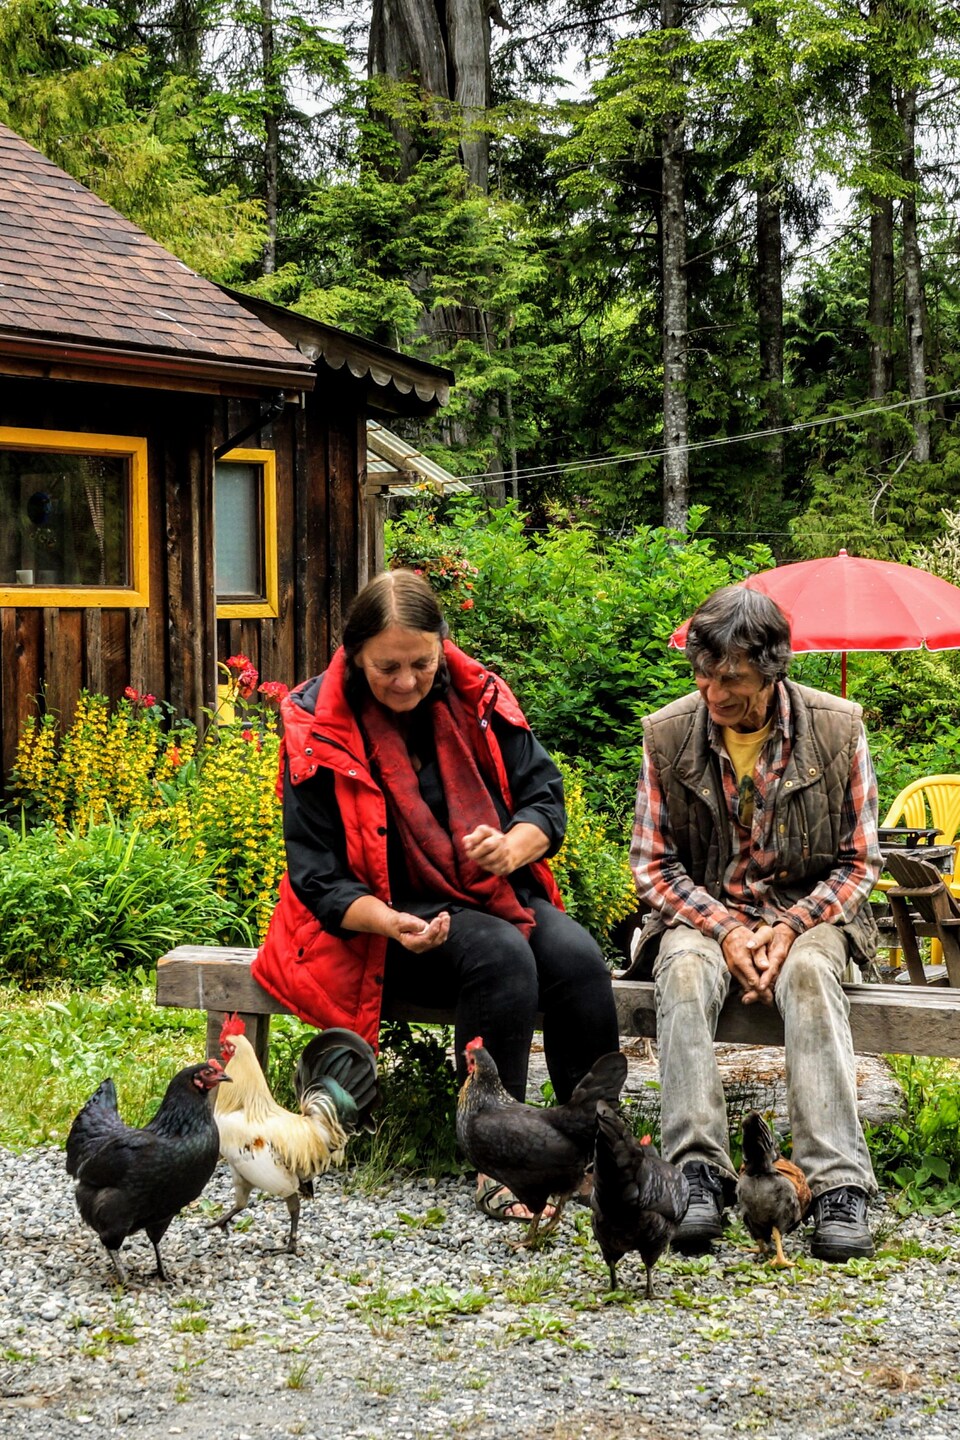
left=722, top=720, right=773, bottom=832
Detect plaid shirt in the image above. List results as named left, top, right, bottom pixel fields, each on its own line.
left=630, top=682, right=881, bottom=942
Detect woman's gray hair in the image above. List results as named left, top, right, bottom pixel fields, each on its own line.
left=684, top=585, right=793, bottom=684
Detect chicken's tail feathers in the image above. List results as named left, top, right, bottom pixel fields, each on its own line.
left=569, top=1051, right=629, bottom=1110
left=294, top=1029, right=380, bottom=1133
left=741, top=1110, right=780, bottom=1173
left=595, top=1097, right=627, bottom=1141
left=65, top=1077, right=120, bottom=1176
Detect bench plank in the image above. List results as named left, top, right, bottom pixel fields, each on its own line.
left=157, top=945, right=960, bottom=1059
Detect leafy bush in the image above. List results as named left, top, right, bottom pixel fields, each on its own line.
left=866, top=1055, right=960, bottom=1215
left=349, top=1022, right=462, bottom=1181
left=387, top=499, right=772, bottom=804
left=0, top=820, right=250, bottom=986
left=549, top=755, right=636, bottom=961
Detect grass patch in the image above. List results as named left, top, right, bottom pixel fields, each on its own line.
left=0, top=972, right=205, bottom=1148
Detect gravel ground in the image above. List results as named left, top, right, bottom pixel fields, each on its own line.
left=2, top=1146, right=960, bottom=1440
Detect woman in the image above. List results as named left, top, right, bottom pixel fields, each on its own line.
left=254, top=569, right=620, bottom=1220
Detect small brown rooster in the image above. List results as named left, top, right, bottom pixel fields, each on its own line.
left=736, top=1110, right=812, bottom=1268
left=590, top=1103, right=691, bottom=1299
left=456, top=1038, right=628, bottom=1248
left=66, top=1060, right=231, bottom=1285
left=213, top=1016, right=379, bottom=1253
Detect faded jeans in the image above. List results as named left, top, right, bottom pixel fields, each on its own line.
left=653, top=923, right=877, bottom=1199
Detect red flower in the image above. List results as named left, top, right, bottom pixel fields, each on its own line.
left=142, top=693, right=156, bottom=708
left=123, top=685, right=140, bottom=702
left=237, top=664, right=259, bottom=698
left=168, top=745, right=182, bottom=768
left=225, top=653, right=250, bottom=671
left=259, top=680, right=290, bottom=702
left=460, top=598, right=475, bottom=611
left=241, top=728, right=254, bottom=743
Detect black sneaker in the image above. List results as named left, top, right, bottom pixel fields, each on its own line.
left=672, top=1161, right=725, bottom=1254
left=809, top=1186, right=875, bottom=1262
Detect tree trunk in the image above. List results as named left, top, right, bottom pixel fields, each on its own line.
left=899, top=85, right=929, bottom=463
left=756, top=180, right=785, bottom=490
left=368, top=0, right=491, bottom=187
left=368, top=0, right=505, bottom=494
left=660, top=0, right=689, bottom=532
left=751, top=4, right=784, bottom=496
left=261, top=0, right=278, bottom=274
left=866, top=2, right=895, bottom=405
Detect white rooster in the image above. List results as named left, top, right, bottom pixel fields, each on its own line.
left=212, top=1014, right=379, bottom=1253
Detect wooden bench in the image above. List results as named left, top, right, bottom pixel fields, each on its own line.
left=156, top=944, right=960, bottom=1065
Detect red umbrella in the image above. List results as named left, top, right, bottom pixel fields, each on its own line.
left=670, top=549, right=960, bottom=696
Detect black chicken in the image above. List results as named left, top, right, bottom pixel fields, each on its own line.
left=590, top=1102, right=691, bottom=1299
left=736, top=1110, right=812, bottom=1268
left=66, top=1060, right=231, bottom=1284
left=456, top=1038, right=628, bottom=1248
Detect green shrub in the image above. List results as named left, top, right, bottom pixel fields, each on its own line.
left=549, top=755, right=636, bottom=961
left=348, top=1022, right=462, bottom=1182
left=866, top=1056, right=960, bottom=1215
left=0, top=819, right=251, bottom=986
left=388, top=499, right=772, bottom=801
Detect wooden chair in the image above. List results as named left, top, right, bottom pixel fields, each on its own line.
left=882, top=851, right=960, bottom=988
left=876, top=776, right=960, bottom=965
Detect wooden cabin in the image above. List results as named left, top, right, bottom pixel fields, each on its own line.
left=0, top=122, right=453, bottom=785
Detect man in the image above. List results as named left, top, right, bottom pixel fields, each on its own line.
left=628, top=585, right=882, bottom=1262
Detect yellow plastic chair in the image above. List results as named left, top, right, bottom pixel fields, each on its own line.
left=877, top=775, right=960, bottom=965
left=881, top=775, right=960, bottom=880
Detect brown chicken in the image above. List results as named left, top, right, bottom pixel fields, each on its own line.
left=213, top=1016, right=379, bottom=1253
left=66, top=1060, right=231, bottom=1285
left=736, top=1110, right=812, bottom=1267
left=456, top=1037, right=628, bottom=1247
left=590, top=1102, right=691, bottom=1299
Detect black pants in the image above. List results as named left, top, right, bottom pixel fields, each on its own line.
left=381, top=898, right=620, bottom=1104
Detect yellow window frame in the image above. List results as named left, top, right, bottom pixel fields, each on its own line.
left=0, top=426, right=150, bottom=608
left=215, top=447, right=278, bottom=619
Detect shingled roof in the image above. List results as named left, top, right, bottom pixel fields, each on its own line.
left=0, top=123, right=315, bottom=393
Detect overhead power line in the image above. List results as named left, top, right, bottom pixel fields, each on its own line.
left=443, top=387, right=960, bottom=493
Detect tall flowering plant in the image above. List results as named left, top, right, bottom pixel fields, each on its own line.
left=548, top=755, right=637, bottom=964
left=163, top=654, right=290, bottom=940
left=10, top=659, right=292, bottom=943
left=11, top=690, right=195, bottom=833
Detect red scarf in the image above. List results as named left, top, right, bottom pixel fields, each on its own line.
left=359, top=690, right=536, bottom=937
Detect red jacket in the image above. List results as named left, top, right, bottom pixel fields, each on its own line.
left=252, top=641, right=563, bottom=1047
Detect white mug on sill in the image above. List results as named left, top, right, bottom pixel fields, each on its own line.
left=15, top=569, right=34, bottom=585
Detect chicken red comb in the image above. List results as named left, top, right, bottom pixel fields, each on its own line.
left=465, top=1036, right=484, bottom=1052
left=219, top=1013, right=246, bottom=1044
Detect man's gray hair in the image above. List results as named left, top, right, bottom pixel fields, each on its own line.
left=685, top=585, right=793, bottom=684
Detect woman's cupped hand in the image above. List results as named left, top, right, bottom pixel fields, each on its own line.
left=394, top=910, right=451, bottom=952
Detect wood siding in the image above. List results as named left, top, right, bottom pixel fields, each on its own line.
left=1, top=372, right=371, bottom=786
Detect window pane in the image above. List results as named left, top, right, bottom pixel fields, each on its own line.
left=0, top=449, right=128, bottom=586
left=215, top=461, right=263, bottom=599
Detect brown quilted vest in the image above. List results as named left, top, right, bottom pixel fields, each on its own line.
left=631, top=679, right=879, bottom=973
